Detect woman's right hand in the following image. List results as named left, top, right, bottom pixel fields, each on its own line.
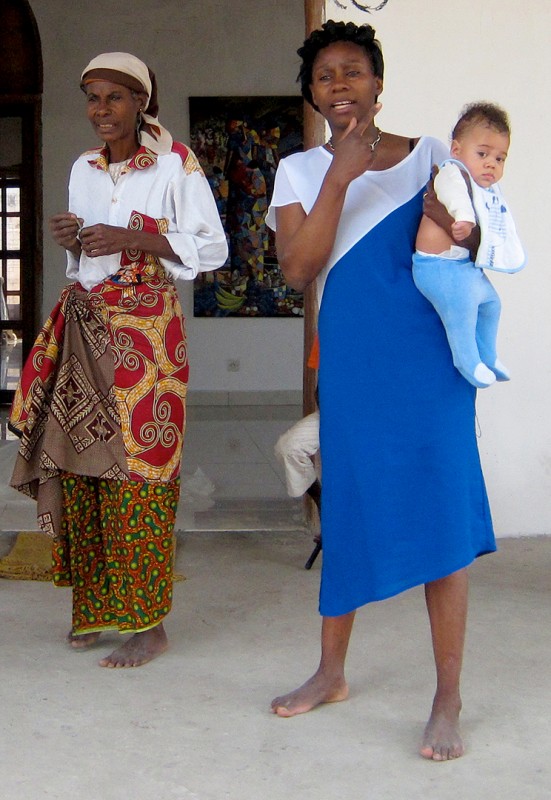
left=328, top=102, right=382, bottom=185
left=50, top=213, right=83, bottom=256
left=276, top=103, right=382, bottom=291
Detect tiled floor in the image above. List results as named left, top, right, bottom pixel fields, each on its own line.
left=0, top=405, right=308, bottom=535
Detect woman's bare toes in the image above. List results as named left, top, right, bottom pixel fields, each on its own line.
left=67, top=630, right=101, bottom=650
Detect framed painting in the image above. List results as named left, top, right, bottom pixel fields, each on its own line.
left=189, top=96, right=304, bottom=317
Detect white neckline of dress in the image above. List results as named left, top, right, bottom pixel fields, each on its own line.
left=318, top=135, right=427, bottom=175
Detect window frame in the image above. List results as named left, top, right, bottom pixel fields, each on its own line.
left=0, top=98, right=42, bottom=404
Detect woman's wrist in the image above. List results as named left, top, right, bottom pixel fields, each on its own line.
left=67, top=241, right=82, bottom=258
left=324, top=163, right=352, bottom=195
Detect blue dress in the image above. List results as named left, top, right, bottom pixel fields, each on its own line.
left=267, top=138, right=496, bottom=617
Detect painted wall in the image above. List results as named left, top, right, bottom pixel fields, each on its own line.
left=325, top=0, right=550, bottom=536
left=28, top=0, right=550, bottom=535
left=30, top=0, right=304, bottom=397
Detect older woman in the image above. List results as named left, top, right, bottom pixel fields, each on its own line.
left=266, top=21, right=496, bottom=760
left=10, top=53, right=227, bottom=668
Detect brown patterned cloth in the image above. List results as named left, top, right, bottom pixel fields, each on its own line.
left=10, top=284, right=129, bottom=539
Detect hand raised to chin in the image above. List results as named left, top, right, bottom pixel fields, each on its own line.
left=355, top=102, right=382, bottom=140
left=329, top=102, right=383, bottom=180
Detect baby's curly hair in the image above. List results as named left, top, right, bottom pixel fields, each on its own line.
left=452, top=102, right=511, bottom=141
left=297, top=20, right=384, bottom=110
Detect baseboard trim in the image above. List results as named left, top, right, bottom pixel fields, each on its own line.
left=187, top=390, right=303, bottom=406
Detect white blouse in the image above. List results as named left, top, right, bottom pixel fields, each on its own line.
left=66, top=144, right=227, bottom=290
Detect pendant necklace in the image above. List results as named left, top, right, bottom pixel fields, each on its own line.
left=327, top=127, right=382, bottom=153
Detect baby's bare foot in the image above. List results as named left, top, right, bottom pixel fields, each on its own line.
left=271, top=671, right=348, bottom=717
left=99, top=625, right=168, bottom=668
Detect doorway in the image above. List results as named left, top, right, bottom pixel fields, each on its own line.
left=0, top=0, right=43, bottom=405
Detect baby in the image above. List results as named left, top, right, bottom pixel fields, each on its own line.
left=413, top=102, right=525, bottom=388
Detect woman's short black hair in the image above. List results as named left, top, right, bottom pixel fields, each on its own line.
left=297, top=19, right=384, bottom=110
left=452, top=102, right=511, bottom=140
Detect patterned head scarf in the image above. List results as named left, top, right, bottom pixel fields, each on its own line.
left=80, top=52, right=173, bottom=155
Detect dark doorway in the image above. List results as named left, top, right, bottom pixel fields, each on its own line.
left=0, top=0, right=43, bottom=405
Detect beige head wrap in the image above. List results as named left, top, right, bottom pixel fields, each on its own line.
left=80, top=52, right=173, bottom=155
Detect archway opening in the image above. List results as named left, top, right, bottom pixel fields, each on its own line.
left=0, top=0, right=43, bottom=404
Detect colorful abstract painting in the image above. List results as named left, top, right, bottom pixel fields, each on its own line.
left=190, top=96, right=304, bottom=317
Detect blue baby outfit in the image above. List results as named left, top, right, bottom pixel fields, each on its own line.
left=413, top=158, right=525, bottom=387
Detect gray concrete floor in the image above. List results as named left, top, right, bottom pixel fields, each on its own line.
left=1, top=407, right=550, bottom=799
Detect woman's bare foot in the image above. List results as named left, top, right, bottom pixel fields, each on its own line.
left=271, top=671, right=349, bottom=717
left=420, top=695, right=464, bottom=761
left=98, top=624, right=168, bottom=668
left=67, top=630, right=101, bottom=650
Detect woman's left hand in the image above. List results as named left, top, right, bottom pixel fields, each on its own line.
left=422, top=167, right=450, bottom=228
left=424, top=166, right=480, bottom=257
left=78, top=224, right=129, bottom=257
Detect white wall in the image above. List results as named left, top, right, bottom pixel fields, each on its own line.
left=327, top=0, right=551, bottom=536
left=31, top=0, right=304, bottom=397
